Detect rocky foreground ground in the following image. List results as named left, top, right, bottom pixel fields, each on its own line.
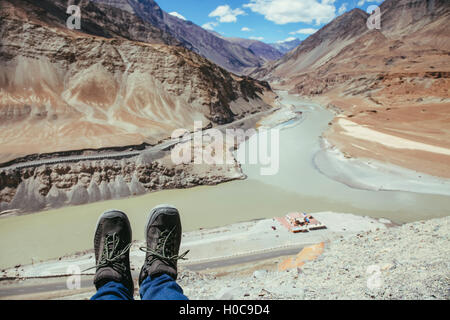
left=177, top=217, right=449, bottom=300
left=46, top=216, right=449, bottom=300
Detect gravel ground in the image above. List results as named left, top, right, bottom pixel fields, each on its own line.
left=178, top=217, right=449, bottom=300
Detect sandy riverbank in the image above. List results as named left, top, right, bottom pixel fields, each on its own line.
left=314, top=138, right=450, bottom=196
left=0, top=212, right=388, bottom=279
left=314, top=93, right=450, bottom=180
left=0, top=211, right=391, bottom=298
left=274, top=92, right=450, bottom=197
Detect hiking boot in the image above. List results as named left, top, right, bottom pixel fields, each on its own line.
left=89, top=210, right=134, bottom=293
left=139, top=204, right=189, bottom=284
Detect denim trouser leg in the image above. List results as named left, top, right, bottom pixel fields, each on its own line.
left=90, top=281, right=134, bottom=300
left=139, top=274, right=188, bottom=300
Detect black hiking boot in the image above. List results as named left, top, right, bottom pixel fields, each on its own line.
left=89, top=210, right=134, bottom=293
left=139, top=204, right=189, bottom=284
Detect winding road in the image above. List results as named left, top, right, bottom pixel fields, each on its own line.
left=0, top=109, right=278, bottom=171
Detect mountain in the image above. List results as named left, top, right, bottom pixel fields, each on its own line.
left=251, top=8, right=370, bottom=81
left=269, top=38, right=302, bottom=54
left=254, top=0, right=450, bottom=94
left=223, top=38, right=284, bottom=62
left=0, top=0, right=275, bottom=164
left=251, top=0, right=450, bottom=178
left=31, top=0, right=181, bottom=46
left=92, top=0, right=265, bottom=74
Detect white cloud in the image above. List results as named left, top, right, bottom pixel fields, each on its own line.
left=202, top=21, right=219, bottom=31
left=357, top=0, right=382, bottom=6
left=169, top=12, right=187, bottom=21
left=244, top=0, right=336, bottom=25
left=241, top=27, right=252, bottom=32
left=209, top=5, right=246, bottom=23
left=250, top=36, right=264, bottom=41
left=338, top=3, right=347, bottom=15
left=289, top=28, right=318, bottom=35
left=276, top=37, right=297, bottom=43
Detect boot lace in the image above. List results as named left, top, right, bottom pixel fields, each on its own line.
left=139, top=227, right=189, bottom=267
left=84, top=233, right=131, bottom=273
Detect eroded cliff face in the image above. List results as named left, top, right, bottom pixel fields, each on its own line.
left=0, top=0, right=274, bottom=164
left=0, top=150, right=244, bottom=215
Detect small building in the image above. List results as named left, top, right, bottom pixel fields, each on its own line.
left=276, top=212, right=326, bottom=233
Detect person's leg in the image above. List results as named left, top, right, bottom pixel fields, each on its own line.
left=138, top=204, right=189, bottom=300
left=139, top=274, right=188, bottom=300
left=91, top=281, right=134, bottom=300
left=87, top=210, right=135, bottom=300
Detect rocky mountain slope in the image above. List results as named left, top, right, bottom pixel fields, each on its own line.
left=92, top=0, right=265, bottom=74
left=224, top=38, right=284, bottom=62
left=269, top=38, right=302, bottom=54
left=17, top=0, right=180, bottom=46
left=0, top=0, right=274, bottom=164
left=251, top=8, right=370, bottom=81
left=252, top=0, right=450, bottom=178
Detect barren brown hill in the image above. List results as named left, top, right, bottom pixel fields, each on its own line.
left=250, top=8, right=370, bottom=81
left=0, top=0, right=275, bottom=164
left=252, top=0, right=450, bottom=178
left=224, top=38, right=284, bottom=62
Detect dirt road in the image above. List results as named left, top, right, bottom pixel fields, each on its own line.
left=0, top=244, right=305, bottom=299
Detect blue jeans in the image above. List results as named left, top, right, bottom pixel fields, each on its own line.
left=91, top=274, right=188, bottom=300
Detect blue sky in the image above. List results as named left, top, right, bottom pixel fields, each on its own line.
left=157, top=0, right=384, bottom=44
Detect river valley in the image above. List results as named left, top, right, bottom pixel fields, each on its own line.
left=1, top=92, right=449, bottom=269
